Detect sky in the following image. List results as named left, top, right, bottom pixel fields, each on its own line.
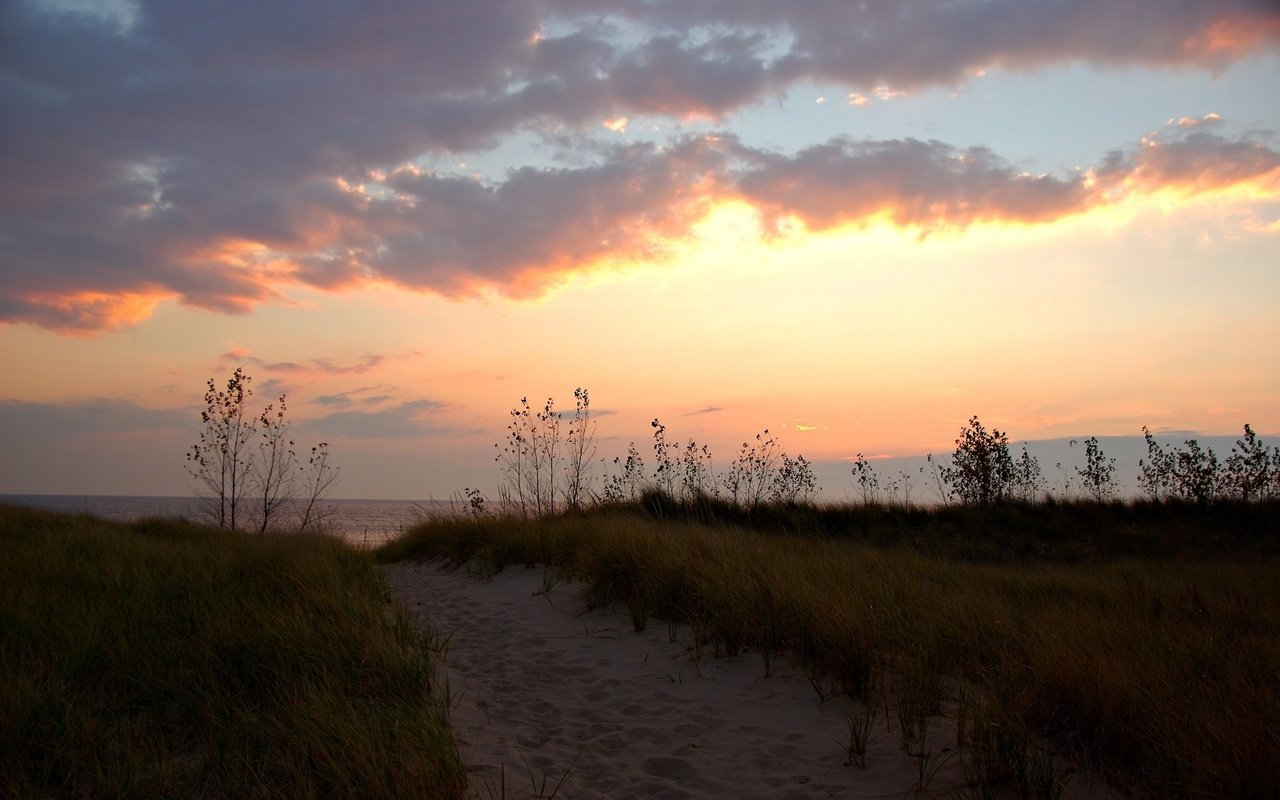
left=2, top=0, right=1279, bottom=500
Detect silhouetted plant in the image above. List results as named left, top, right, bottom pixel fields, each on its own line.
left=495, top=396, right=563, bottom=516
left=941, top=416, right=1014, bottom=504
left=851, top=453, right=880, bottom=504
left=187, top=368, right=257, bottom=530
left=250, top=395, right=297, bottom=533
left=721, top=429, right=780, bottom=508
left=1072, top=436, right=1117, bottom=501
left=1138, top=426, right=1175, bottom=500
left=1138, top=429, right=1240, bottom=504
left=771, top=453, right=818, bottom=504
left=651, top=418, right=680, bottom=498
left=893, top=467, right=924, bottom=505
left=461, top=487, right=486, bottom=517
left=495, top=397, right=532, bottom=514
left=1223, top=424, right=1274, bottom=502
left=603, top=441, right=646, bottom=503
left=563, top=388, right=596, bottom=510
left=679, top=438, right=715, bottom=500
left=1012, top=445, right=1046, bottom=502
left=534, top=398, right=561, bottom=514
left=187, top=369, right=337, bottom=531
left=297, top=442, right=339, bottom=532
left=925, top=453, right=951, bottom=505
left=1175, top=438, right=1223, bottom=504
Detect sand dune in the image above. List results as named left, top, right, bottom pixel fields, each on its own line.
left=386, top=561, right=1001, bottom=799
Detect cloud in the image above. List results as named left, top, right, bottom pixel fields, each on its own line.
left=314, top=386, right=385, bottom=409
left=684, top=405, right=725, bottom=416
left=313, top=399, right=452, bottom=439
left=615, top=1, right=1280, bottom=89
left=218, top=351, right=385, bottom=376
left=2, top=1, right=1278, bottom=332
left=1095, top=124, right=1280, bottom=197
left=734, top=137, right=1091, bottom=231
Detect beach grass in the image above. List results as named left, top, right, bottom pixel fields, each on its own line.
left=378, top=498, right=1280, bottom=798
left=0, top=502, right=465, bottom=799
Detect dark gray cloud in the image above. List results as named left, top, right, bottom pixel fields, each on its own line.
left=2, top=1, right=1277, bottom=331
left=604, top=1, right=1280, bottom=87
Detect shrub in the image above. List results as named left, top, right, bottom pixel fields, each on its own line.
left=1073, top=437, right=1117, bottom=501
left=941, top=416, right=1014, bottom=505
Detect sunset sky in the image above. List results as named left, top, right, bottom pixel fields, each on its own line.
left=2, top=0, right=1279, bottom=500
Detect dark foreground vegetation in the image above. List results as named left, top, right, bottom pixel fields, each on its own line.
left=0, top=503, right=464, bottom=799
left=379, top=497, right=1280, bottom=799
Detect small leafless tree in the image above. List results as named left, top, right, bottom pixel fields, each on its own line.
left=496, top=396, right=565, bottom=516
left=297, top=442, right=339, bottom=532
left=563, top=388, right=597, bottom=510
left=187, top=369, right=338, bottom=531
left=251, top=395, right=297, bottom=533
left=187, top=368, right=256, bottom=530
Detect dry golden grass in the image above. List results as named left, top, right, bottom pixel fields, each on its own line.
left=379, top=500, right=1280, bottom=798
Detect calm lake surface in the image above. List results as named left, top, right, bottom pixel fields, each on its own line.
left=0, top=494, right=459, bottom=548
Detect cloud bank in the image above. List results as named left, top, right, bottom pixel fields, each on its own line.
left=2, top=0, right=1278, bottom=332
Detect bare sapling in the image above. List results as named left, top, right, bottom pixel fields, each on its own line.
left=251, top=395, right=297, bottom=533
left=297, top=442, right=339, bottom=532
left=187, top=368, right=339, bottom=531
left=563, top=387, right=597, bottom=510
left=187, top=368, right=256, bottom=530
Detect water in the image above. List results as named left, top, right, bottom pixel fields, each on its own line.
left=0, top=494, right=460, bottom=549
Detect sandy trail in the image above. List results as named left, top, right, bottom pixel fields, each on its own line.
left=384, top=560, right=995, bottom=799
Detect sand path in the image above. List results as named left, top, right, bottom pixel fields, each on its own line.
left=384, top=560, right=987, bottom=799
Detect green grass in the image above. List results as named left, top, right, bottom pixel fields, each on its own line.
left=378, top=499, right=1280, bottom=799
left=0, top=503, right=465, bottom=799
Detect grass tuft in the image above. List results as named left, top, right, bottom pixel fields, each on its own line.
left=1, top=502, right=465, bottom=799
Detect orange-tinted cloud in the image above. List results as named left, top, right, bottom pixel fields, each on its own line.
left=4, top=290, right=171, bottom=335
left=1097, top=124, right=1280, bottom=197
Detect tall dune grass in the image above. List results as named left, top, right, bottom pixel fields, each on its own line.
left=378, top=500, right=1280, bottom=798
left=0, top=503, right=465, bottom=799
